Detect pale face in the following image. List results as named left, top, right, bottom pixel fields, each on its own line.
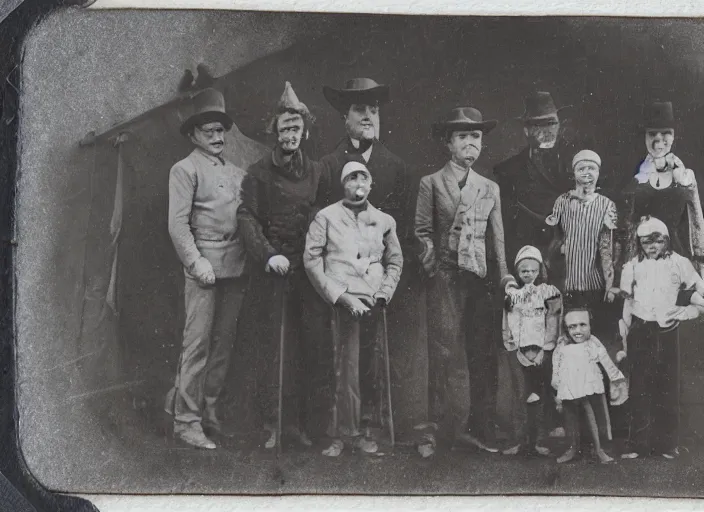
left=447, top=130, right=483, bottom=167
left=565, top=311, right=591, bottom=344
left=573, top=160, right=600, bottom=188
left=524, top=117, right=560, bottom=148
left=640, top=235, right=667, bottom=259
left=342, top=171, right=372, bottom=205
left=516, top=258, right=540, bottom=285
left=276, top=113, right=304, bottom=153
left=190, top=121, right=226, bottom=156
left=645, top=128, right=674, bottom=159
left=345, top=103, right=379, bottom=141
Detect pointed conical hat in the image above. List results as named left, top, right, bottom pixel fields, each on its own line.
left=276, top=81, right=310, bottom=116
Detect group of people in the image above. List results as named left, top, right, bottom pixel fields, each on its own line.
left=162, top=78, right=704, bottom=465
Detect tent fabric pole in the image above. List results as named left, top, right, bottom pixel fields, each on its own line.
left=106, top=132, right=128, bottom=314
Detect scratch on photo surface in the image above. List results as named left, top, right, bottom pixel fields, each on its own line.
left=43, top=349, right=104, bottom=373
left=67, top=380, right=144, bottom=401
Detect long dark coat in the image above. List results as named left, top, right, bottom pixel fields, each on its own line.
left=493, top=144, right=575, bottom=281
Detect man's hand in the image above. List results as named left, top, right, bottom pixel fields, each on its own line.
left=610, top=379, right=629, bottom=406
left=504, top=294, right=514, bottom=311
left=604, top=287, right=620, bottom=303
left=266, top=255, right=290, bottom=276
left=555, top=398, right=563, bottom=413
left=190, top=257, right=216, bottom=286
left=337, top=293, right=371, bottom=318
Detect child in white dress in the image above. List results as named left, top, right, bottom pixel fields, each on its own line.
left=552, top=308, right=627, bottom=464
left=501, top=245, right=562, bottom=456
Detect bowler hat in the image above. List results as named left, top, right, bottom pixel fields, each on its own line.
left=180, top=88, right=233, bottom=136
left=323, top=78, right=390, bottom=114
left=518, top=91, right=571, bottom=125
left=642, top=101, right=675, bottom=130
left=432, top=107, right=498, bottom=139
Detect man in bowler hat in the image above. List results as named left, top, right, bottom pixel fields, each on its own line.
left=493, top=91, right=574, bottom=439
left=238, top=82, right=329, bottom=449
left=165, top=88, right=249, bottom=449
left=415, top=106, right=510, bottom=456
left=494, top=92, right=575, bottom=290
left=320, top=78, right=425, bottom=440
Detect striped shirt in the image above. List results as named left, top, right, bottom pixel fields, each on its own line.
left=546, top=192, right=616, bottom=291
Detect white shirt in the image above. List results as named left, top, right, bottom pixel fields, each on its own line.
left=448, top=159, right=471, bottom=184
left=620, top=252, right=703, bottom=327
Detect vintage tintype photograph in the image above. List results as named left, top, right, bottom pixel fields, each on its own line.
left=13, top=7, right=704, bottom=498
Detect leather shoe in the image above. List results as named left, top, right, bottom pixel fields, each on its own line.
left=174, top=422, right=216, bottom=450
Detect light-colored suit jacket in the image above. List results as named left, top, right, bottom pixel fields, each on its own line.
left=168, top=148, right=247, bottom=278
left=415, top=161, right=508, bottom=279
left=304, top=201, right=403, bottom=305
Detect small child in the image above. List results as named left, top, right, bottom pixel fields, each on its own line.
left=501, top=245, right=562, bottom=456
left=616, top=216, right=704, bottom=459
left=552, top=308, right=627, bottom=464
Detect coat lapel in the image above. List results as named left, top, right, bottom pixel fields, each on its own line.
left=440, top=163, right=461, bottom=211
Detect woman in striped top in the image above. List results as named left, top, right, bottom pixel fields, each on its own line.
left=546, top=150, right=618, bottom=313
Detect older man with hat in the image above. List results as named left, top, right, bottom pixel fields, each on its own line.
left=320, top=78, right=422, bottom=438
left=415, top=106, right=510, bottom=457
left=304, top=160, right=403, bottom=457
left=494, top=91, right=576, bottom=288
left=238, top=82, right=329, bottom=449
left=165, top=88, right=249, bottom=449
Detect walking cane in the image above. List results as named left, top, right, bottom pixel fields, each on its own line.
left=381, top=306, right=395, bottom=448
left=276, top=277, right=287, bottom=457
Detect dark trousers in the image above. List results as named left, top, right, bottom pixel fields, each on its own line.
left=627, top=316, right=680, bottom=454
left=257, top=271, right=320, bottom=431
left=505, top=351, right=552, bottom=446
left=328, top=304, right=382, bottom=439
left=427, top=269, right=496, bottom=441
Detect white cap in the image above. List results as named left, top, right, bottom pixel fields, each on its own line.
left=340, top=161, right=371, bottom=184
left=515, top=245, right=543, bottom=266
left=572, top=149, right=602, bottom=169
left=636, top=216, right=669, bottom=237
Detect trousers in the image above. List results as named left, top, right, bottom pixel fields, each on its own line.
left=504, top=350, right=553, bottom=446
left=256, top=271, right=324, bottom=431
left=426, top=269, right=497, bottom=441
left=328, top=304, right=383, bottom=439
left=166, top=275, right=248, bottom=425
left=627, top=316, right=680, bottom=454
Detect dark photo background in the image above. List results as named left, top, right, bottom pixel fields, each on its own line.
left=15, top=9, right=704, bottom=494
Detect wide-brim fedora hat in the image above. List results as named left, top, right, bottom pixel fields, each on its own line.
left=641, top=101, right=676, bottom=130
left=323, top=78, right=390, bottom=114
left=180, top=88, right=234, bottom=136
left=517, top=91, right=572, bottom=125
left=432, top=107, right=498, bottom=139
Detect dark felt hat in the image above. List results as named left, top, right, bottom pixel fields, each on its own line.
left=518, top=91, right=571, bottom=125
left=432, top=107, right=498, bottom=138
left=322, top=78, right=390, bottom=114
left=642, top=101, right=675, bottom=130
left=180, top=88, right=233, bottom=136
